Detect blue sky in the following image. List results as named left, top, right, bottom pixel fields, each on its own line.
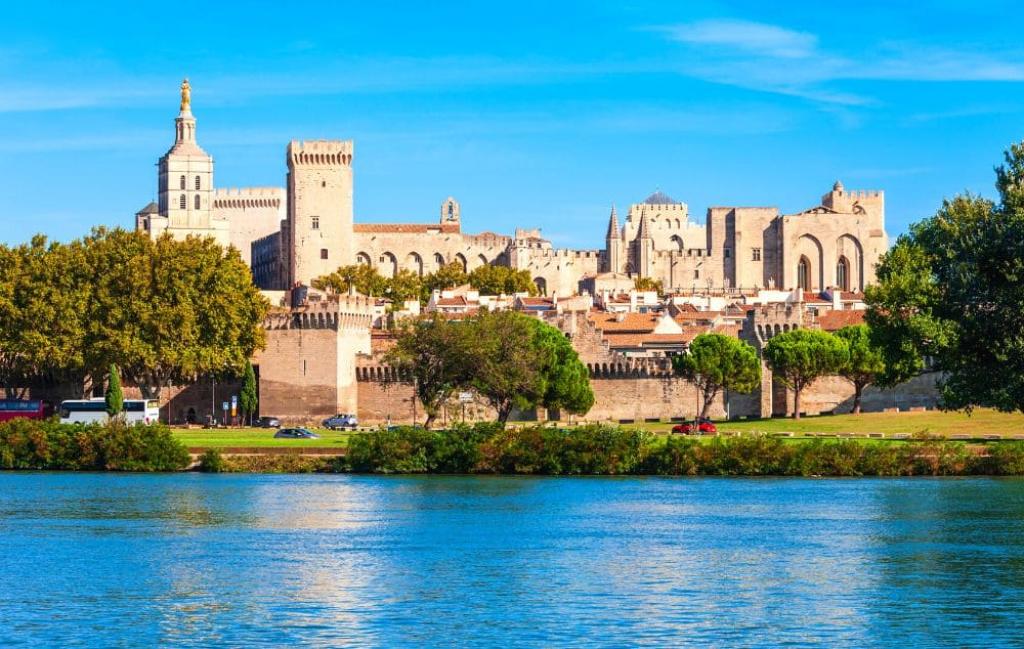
left=2, top=0, right=1023, bottom=249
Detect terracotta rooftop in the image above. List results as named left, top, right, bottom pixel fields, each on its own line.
left=353, top=223, right=461, bottom=234
left=589, top=312, right=665, bottom=333
left=817, top=309, right=866, bottom=331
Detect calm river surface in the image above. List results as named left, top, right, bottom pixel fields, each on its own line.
left=2, top=474, right=1024, bottom=647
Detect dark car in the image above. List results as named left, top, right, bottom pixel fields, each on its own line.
left=256, top=416, right=281, bottom=428
left=273, top=427, right=321, bottom=439
left=672, top=418, right=718, bottom=435
left=322, top=413, right=358, bottom=430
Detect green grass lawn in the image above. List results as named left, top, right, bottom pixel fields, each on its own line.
left=637, top=408, right=1024, bottom=437
left=173, top=427, right=350, bottom=448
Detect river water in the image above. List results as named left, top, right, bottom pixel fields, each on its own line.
left=1, top=474, right=1022, bottom=647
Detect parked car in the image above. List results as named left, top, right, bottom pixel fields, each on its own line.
left=256, top=416, right=281, bottom=428
left=322, top=413, right=358, bottom=430
left=672, top=418, right=718, bottom=435
left=274, top=427, right=321, bottom=439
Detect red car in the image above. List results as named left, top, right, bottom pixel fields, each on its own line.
left=672, top=418, right=717, bottom=435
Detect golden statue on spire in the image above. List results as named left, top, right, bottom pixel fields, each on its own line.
left=180, top=78, right=191, bottom=111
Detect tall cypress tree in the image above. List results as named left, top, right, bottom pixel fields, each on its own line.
left=105, top=363, right=124, bottom=418
left=239, top=362, right=258, bottom=426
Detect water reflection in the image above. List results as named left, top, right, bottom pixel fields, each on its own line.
left=2, top=474, right=1024, bottom=646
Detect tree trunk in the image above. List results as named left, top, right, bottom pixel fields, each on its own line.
left=852, top=384, right=863, bottom=414
left=793, top=386, right=802, bottom=420
left=497, top=402, right=513, bottom=425
left=700, top=388, right=718, bottom=420
left=424, top=412, right=437, bottom=430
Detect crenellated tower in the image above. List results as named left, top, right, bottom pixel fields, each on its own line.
left=286, top=140, right=354, bottom=286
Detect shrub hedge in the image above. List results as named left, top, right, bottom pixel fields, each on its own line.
left=339, top=424, right=1024, bottom=477
left=0, top=419, right=190, bottom=471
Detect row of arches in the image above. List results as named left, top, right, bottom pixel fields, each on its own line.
left=355, top=251, right=490, bottom=278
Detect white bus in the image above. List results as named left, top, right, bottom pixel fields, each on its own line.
left=59, top=399, right=161, bottom=425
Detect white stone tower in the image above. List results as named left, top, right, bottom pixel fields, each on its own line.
left=604, top=204, right=622, bottom=273
left=158, top=79, right=215, bottom=234
left=286, top=140, right=354, bottom=286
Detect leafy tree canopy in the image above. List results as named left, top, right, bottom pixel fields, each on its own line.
left=835, top=324, right=886, bottom=414
left=763, top=328, right=848, bottom=419
left=866, top=141, right=1024, bottom=412
left=674, top=333, right=761, bottom=419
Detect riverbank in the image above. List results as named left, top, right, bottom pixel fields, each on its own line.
left=7, top=419, right=1024, bottom=476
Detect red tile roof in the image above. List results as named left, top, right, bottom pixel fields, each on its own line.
left=817, top=309, right=866, bottom=331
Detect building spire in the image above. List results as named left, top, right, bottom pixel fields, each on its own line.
left=637, top=208, right=651, bottom=239
left=606, top=204, right=619, bottom=239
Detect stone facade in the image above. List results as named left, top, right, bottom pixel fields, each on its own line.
left=135, top=81, right=889, bottom=301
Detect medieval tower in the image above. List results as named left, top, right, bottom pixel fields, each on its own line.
left=157, top=79, right=215, bottom=235
left=286, top=140, right=355, bottom=286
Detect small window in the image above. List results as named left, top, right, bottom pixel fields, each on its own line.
left=311, top=216, right=320, bottom=230
left=694, top=269, right=700, bottom=279
left=179, top=194, right=186, bottom=210
left=194, top=194, right=201, bottom=210
left=320, top=249, right=329, bottom=260
left=179, top=175, right=186, bottom=190
left=195, top=175, right=201, bottom=190
left=724, top=248, right=731, bottom=258
left=321, top=181, right=326, bottom=188
left=752, top=248, right=762, bottom=262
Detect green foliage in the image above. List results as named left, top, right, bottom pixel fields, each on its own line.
left=0, top=419, right=190, bottom=471
left=239, top=362, right=258, bottom=425
left=866, top=141, right=1024, bottom=412
left=633, top=276, right=664, bottom=294
left=763, top=329, right=849, bottom=419
left=337, top=426, right=1024, bottom=476
left=466, top=265, right=537, bottom=296
left=423, top=262, right=468, bottom=296
left=385, top=315, right=477, bottom=428
left=835, top=325, right=886, bottom=413
left=0, top=228, right=268, bottom=399
left=387, top=311, right=594, bottom=425
left=674, top=334, right=761, bottom=418
left=198, top=448, right=226, bottom=473
left=105, top=364, right=124, bottom=417
left=312, top=264, right=389, bottom=296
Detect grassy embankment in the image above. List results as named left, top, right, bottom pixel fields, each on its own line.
left=173, top=409, right=1024, bottom=449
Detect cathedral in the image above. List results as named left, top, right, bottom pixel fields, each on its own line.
left=137, top=81, right=889, bottom=297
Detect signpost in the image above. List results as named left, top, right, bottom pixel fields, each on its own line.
left=221, top=401, right=229, bottom=425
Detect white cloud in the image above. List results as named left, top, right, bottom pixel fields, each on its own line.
left=661, top=20, right=818, bottom=59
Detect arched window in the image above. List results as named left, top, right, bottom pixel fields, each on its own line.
left=836, top=256, right=850, bottom=292
left=179, top=194, right=186, bottom=210
left=194, top=194, right=201, bottom=210
left=797, top=256, right=811, bottom=290
left=194, top=175, right=201, bottom=190
left=179, top=175, right=186, bottom=190
left=670, top=235, right=684, bottom=251
left=534, top=277, right=547, bottom=295
left=454, top=253, right=467, bottom=273
left=434, top=253, right=446, bottom=268
left=356, top=252, right=372, bottom=266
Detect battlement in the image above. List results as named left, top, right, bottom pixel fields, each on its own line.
left=213, top=187, right=285, bottom=209
left=287, top=140, right=354, bottom=167
left=519, top=247, right=603, bottom=259
left=264, top=294, right=376, bottom=331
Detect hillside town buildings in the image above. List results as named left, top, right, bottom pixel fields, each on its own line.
left=133, top=81, right=933, bottom=425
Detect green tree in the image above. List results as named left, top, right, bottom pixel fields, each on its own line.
left=313, top=264, right=388, bottom=296
left=467, top=265, right=537, bottom=296
left=385, top=315, right=476, bottom=428
left=674, top=333, right=761, bottom=419
left=866, top=141, right=1024, bottom=412
left=422, top=262, right=468, bottom=299
left=83, top=229, right=268, bottom=399
left=835, top=324, right=886, bottom=414
left=239, top=362, right=259, bottom=426
left=386, top=269, right=424, bottom=304
left=525, top=317, right=594, bottom=417
left=105, top=364, right=124, bottom=417
left=763, top=329, right=849, bottom=419
left=634, top=276, right=664, bottom=294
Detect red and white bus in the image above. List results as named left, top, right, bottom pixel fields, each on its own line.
left=0, top=399, right=53, bottom=422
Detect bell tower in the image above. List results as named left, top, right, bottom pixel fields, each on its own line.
left=157, top=78, right=214, bottom=232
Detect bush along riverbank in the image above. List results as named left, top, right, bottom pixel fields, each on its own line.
left=338, top=424, right=1024, bottom=477
left=0, top=419, right=190, bottom=471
